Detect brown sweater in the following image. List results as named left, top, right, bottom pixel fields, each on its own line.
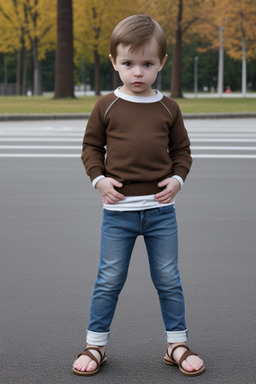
left=81, top=90, right=192, bottom=196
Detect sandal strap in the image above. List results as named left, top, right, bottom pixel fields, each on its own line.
left=85, top=347, right=104, bottom=362
left=178, top=350, right=197, bottom=367
left=77, top=347, right=104, bottom=368
left=170, top=344, right=189, bottom=361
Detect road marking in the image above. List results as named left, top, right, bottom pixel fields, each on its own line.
left=2, top=145, right=255, bottom=151
left=192, top=154, right=256, bottom=159
left=192, top=146, right=256, bottom=151
left=1, top=120, right=255, bottom=159
left=0, top=134, right=83, bottom=138
left=0, top=138, right=82, bottom=142
left=191, top=138, right=256, bottom=142
left=0, top=154, right=256, bottom=159
left=0, top=145, right=81, bottom=149
left=0, top=154, right=80, bottom=158
left=190, top=133, right=256, bottom=138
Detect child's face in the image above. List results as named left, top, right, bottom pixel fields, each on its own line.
left=110, top=38, right=167, bottom=97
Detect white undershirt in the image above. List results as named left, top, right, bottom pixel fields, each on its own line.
left=92, top=175, right=183, bottom=211
left=103, top=194, right=174, bottom=211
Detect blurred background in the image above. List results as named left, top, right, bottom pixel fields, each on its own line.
left=0, top=0, right=255, bottom=99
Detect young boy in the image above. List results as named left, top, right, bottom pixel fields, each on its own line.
left=73, top=14, right=205, bottom=377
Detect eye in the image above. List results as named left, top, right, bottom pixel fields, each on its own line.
left=123, top=62, right=131, bottom=67
left=144, top=62, right=152, bottom=68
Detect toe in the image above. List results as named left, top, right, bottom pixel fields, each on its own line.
left=196, top=359, right=204, bottom=370
left=73, top=361, right=85, bottom=372
left=186, top=356, right=204, bottom=371
left=181, top=360, right=195, bottom=372
left=167, top=344, right=204, bottom=375
left=86, top=361, right=97, bottom=372
left=73, top=356, right=90, bottom=372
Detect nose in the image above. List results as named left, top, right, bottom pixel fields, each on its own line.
left=134, top=65, right=143, bottom=77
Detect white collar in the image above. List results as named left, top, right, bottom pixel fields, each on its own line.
left=114, top=87, right=163, bottom=103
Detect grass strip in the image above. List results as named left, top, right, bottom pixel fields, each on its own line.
left=0, top=95, right=255, bottom=114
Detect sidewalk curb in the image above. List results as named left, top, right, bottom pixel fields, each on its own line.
left=0, top=113, right=91, bottom=122
left=0, top=112, right=256, bottom=121
left=183, top=112, right=256, bottom=119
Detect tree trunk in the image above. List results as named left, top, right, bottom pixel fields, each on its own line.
left=4, top=55, right=8, bottom=95
left=32, top=39, right=42, bottom=95
left=4, top=55, right=8, bottom=83
left=54, top=0, right=74, bottom=98
left=217, top=26, right=224, bottom=97
left=22, top=48, right=27, bottom=96
left=241, top=36, right=247, bottom=97
left=28, top=0, right=42, bottom=96
left=94, top=50, right=101, bottom=96
left=16, top=50, right=21, bottom=95
left=171, top=0, right=183, bottom=98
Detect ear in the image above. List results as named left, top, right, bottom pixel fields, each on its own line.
left=159, top=54, right=168, bottom=71
left=109, top=54, right=118, bottom=71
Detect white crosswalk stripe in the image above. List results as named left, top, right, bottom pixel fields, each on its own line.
left=0, top=118, right=255, bottom=159
left=185, top=118, right=256, bottom=159
left=0, top=122, right=83, bottom=158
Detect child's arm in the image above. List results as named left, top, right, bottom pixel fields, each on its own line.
left=154, top=98, right=192, bottom=203
left=81, top=99, right=107, bottom=182
left=167, top=99, right=192, bottom=182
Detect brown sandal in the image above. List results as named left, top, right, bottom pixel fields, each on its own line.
left=72, top=346, right=107, bottom=376
left=164, top=344, right=205, bottom=376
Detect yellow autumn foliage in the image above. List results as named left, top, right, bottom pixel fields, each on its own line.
left=0, top=0, right=56, bottom=59
left=195, top=0, right=256, bottom=61
left=73, top=0, right=143, bottom=64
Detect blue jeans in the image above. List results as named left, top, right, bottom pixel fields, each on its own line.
left=87, top=205, right=187, bottom=346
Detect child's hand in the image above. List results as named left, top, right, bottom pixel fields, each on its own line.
left=96, top=177, right=125, bottom=204
left=155, top=177, right=181, bottom=204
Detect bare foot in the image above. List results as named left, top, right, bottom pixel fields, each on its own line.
left=166, top=343, right=204, bottom=373
left=73, top=345, right=105, bottom=373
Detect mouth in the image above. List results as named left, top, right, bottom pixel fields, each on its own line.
left=133, top=82, right=143, bottom=87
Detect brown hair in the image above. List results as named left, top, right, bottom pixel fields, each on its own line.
left=110, top=14, right=167, bottom=62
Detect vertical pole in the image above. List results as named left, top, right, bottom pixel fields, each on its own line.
left=4, top=55, right=8, bottom=95
left=218, top=26, right=224, bottom=97
left=194, top=56, right=198, bottom=97
left=241, top=36, right=247, bottom=97
left=82, top=60, right=86, bottom=95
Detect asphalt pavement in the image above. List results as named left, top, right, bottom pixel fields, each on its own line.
left=0, top=119, right=256, bottom=384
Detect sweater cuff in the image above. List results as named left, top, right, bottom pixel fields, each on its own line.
left=92, top=175, right=105, bottom=188
left=172, top=175, right=184, bottom=189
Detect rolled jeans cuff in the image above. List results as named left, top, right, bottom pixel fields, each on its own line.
left=86, top=330, right=109, bottom=346
left=165, top=329, right=188, bottom=343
